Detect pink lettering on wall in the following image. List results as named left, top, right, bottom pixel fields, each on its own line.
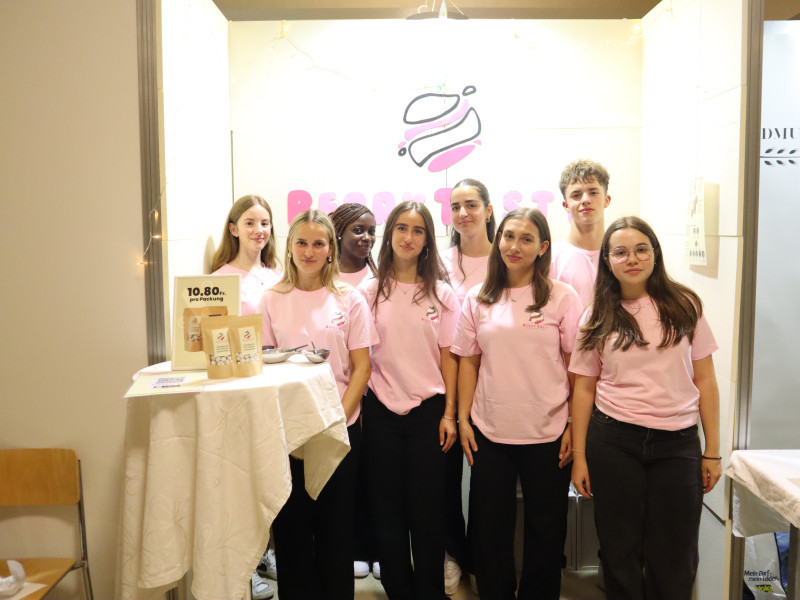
left=433, top=187, right=453, bottom=226
left=286, top=190, right=561, bottom=226
left=372, top=192, right=396, bottom=225
left=319, top=192, right=338, bottom=215
left=503, top=190, right=523, bottom=214
left=287, top=189, right=313, bottom=222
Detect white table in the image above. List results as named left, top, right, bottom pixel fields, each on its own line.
left=116, top=358, right=349, bottom=600
left=727, top=450, right=800, bottom=600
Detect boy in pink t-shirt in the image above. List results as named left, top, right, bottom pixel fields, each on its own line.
left=550, top=159, right=612, bottom=308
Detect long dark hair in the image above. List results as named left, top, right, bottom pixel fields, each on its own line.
left=373, top=201, right=450, bottom=311
left=329, top=202, right=378, bottom=276
left=449, top=178, right=496, bottom=279
left=578, top=216, right=703, bottom=352
left=477, top=208, right=552, bottom=313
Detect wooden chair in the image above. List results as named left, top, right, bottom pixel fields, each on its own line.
left=0, top=449, right=94, bottom=600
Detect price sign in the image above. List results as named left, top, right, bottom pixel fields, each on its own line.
left=171, top=274, right=240, bottom=370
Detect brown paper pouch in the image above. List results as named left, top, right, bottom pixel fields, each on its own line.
left=230, top=314, right=263, bottom=377
left=183, top=308, right=203, bottom=352
left=201, top=315, right=234, bottom=379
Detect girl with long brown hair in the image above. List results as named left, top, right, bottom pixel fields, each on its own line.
left=360, top=201, right=459, bottom=600
left=452, top=207, right=581, bottom=600
left=570, top=216, right=721, bottom=600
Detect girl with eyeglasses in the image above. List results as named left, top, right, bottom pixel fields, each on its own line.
left=360, top=201, right=460, bottom=600
left=570, top=216, right=722, bottom=600
left=451, top=207, right=582, bottom=600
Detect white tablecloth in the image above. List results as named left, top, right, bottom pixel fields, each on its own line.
left=116, top=358, right=349, bottom=600
left=726, top=449, right=800, bottom=537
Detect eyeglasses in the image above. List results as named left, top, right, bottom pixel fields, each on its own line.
left=607, top=245, right=654, bottom=263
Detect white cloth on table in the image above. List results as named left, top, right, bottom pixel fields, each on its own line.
left=117, top=358, right=349, bottom=600
left=726, top=449, right=800, bottom=537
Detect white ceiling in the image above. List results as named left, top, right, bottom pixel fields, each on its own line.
left=211, top=0, right=800, bottom=21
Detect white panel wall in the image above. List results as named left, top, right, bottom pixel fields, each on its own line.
left=228, top=19, right=643, bottom=258
left=641, top=0, right=749, bottom=596
left=0, top=2, right=145, bottom=598
left=750, top=21, right=800, bottom=449
left=160, top=0, right=233, bottom=356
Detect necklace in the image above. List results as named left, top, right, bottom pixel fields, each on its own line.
left=508, top=287, right=530, bottom=303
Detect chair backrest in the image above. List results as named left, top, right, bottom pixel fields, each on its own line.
left=0, top=448, right=80, bottom=506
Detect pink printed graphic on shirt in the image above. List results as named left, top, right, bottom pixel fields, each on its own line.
left=425, top=305, right=440, bottom=322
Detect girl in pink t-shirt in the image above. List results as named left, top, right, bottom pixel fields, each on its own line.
left=259, top=210, right=377, bottom=600
left=451, top=207, right=580, bottom=600
left=210, top=194, right=281, bottom=315
left=330, top=202, right=378, bottom=289
left=329, top=203, right=379, bottom=579
left=569, top=216, right=722, bottom=600
left=360, top=201, right=459, bottom=600
left=439, top=178, right=496, bottom=593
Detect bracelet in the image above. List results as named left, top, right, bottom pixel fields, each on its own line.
left=457, top=419, right=470, bottom=424
left=702, top=455, right=722, bottom=460
left=567, top=416, right=573, bottom=423
left=441, top=415, right=455, bottom=421
left=572, top=449, right=586, bottom=454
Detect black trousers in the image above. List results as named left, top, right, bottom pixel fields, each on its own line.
left=271, top=421, right=361, bottom=600
left=363, top=388, right=448, bottom=600
left=469, top=427, right=570, bottom=600
left=444, top=439, right=470, bottom=571
left=587, top=409, right=703, bottom=600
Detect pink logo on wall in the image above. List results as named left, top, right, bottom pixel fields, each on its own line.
left=397, top=86, right=481, bottom=172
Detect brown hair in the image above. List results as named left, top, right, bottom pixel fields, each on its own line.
left=478, top=208, right=552, bottom=313
left=210, top=195, right=278, bottom=272
left=578, top=216, right=703, bottom=352
left=373, top=201, right=450, bottom=311
left=558, top=159, right=610, bottom=197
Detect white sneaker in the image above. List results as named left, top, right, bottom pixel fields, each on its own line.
left=257, top=548, right=277, bottom=580
left=372, top=561, right=381, bottom=580
left=354, top=560, right=370, bottom=578
left=444, top=553, right=461, bottom=596
left=251, top=573, right=274, bottom=600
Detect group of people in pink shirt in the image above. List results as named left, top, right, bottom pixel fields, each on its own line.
left=209, top=158, right=723, bottom=600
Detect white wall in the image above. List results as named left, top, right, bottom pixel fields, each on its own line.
left=640, top=0, right=749, bottom=596
left=225, top=18, right=642, bottom=263
left=160, top=0, right=234, bottom=357
left=0, top=1, right=145, bottom=598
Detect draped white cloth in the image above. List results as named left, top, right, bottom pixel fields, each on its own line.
left=727, top=449, right=800, bottom=537
left=117, top=358, right=349, bottom=600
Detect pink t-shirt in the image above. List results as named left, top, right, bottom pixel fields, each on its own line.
left=259, top=285, right=379, bottom=426
left=452, top=280, right=582, bottom=444
left=568, top=297, right=718, bottom=430
left=440, top=246, right=489, bottom=306
left=549, top=239, right=600, bottom=310
left=339, top=265, right=374, bottom=289
left=213, top=263, right=281, bottom=316
left=361, top=279, right=460, bottom=415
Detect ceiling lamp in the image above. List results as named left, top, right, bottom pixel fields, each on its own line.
left=407, top=0, right=468, bottom=20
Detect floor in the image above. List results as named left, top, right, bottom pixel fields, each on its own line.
left=265, top=568, right=605, bottom=599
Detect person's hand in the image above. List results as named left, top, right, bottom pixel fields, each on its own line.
left=701, top=457, right=723, bottom=494
left=459, top=422, right=478, bottom=466
left=558, top=425, right=573, bottom=468
left=439, top=417, right=457, bottom=452
left=571, top=454, right=592, bottom=498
